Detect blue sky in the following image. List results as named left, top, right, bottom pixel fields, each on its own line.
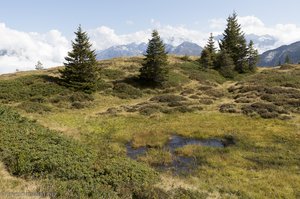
left=1, top=0, right=300, bottom=35
left=1, top=0, right=300, bottom=73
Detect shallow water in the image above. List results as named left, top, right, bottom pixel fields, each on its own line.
left=126, top=135, right=226, bottom=174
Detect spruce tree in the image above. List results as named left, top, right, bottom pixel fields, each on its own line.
left=139, top=30, right=168, bottom=86
left=247, top=40, right=259, bottom=72
left=219, top=12, right=248, bottom=73
left=216, top=49, right=236, bottom=78
left=199, top=33, right=216, bottom=69
left=285, top=54, right=291, bottom=64
left=60, top=25, right=98, bottom=92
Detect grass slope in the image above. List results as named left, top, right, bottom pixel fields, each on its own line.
left=0, top=57, right=299, bottom=198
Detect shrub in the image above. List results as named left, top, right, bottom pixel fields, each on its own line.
left=71, top=101, right=86, bottom=109
left=171, top=187, right=208, bottom=199
left=204, top=89, right=225, bottom=98
left=199, top=98, right=214, bottom=105
left=234, top=97, right=252, bottom=103
left=242, top=102, right=288, bottom=119
left=181, top=55, right=191, bottom=62
left=0, top=106, right=159, bottom=198
left=100, top=68, right=125, bottom=80
left=139, top=104, right=162, bottom=116
left=178, top=62, right=226, bottom=84
left=180, top=88, right=195, bottom=96
left=150, top=94, right=186, bottom=103
left=95, top=79, right=113, bottom=91
left=219, top=104, right=238, bottom=113
left=189, top=95, right=200, bottom=99
left=17, top=102, right=51, bottom=113
left=113, top=83, right=143, bottom=99
left=174, top=105, right=195, bottom=113
left=69, top=92, right=94, bottom=102
left=0, top=75, right=67, bottom=103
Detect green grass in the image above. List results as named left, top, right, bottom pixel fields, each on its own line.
left=178, top=62, right=227, bottom=84
left=0, top=57, right=299, bottom=198
left=40, top=111, right=299, bottom=198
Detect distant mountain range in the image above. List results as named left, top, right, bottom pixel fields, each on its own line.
left=96, top=34, right=279, bottom=61
left=258, top=41, right=300, bottom=66
left=96, top=41, right=203, bottom=60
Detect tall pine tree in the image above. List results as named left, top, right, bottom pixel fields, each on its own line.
left=60, top=25, right=98, bottom=92
left=219, top=12, right=248, bottom=73
left=139, top=30, right=168, bottom=86
left=199, top=33, right=216, bottom=69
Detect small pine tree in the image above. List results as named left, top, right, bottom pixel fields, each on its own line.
left=35, top=61, right=43, bottom=70
left=219, top=12, right=248, bottom=73
left=285, top=54, right=291, bottom=64
left=277, top=60, right=282, bottom=66
left=60, top=25, right=98, bottom=92
left=199, top=33, right=216, bottom=69
left=247, top=40, right=259, bottom=72
left=216, top=49, right=236, bottom=78
left=139, top=30, right=168, bottom=86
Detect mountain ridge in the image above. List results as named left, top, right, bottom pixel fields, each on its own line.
left=96, top=41, right=203, bottom=60
left=258, top=41, right=300, bottom=66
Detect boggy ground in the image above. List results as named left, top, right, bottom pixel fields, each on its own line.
left=0, top=56, right=299, bottom=198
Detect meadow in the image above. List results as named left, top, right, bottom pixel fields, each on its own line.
left=0, top=56, right=299, bottom=198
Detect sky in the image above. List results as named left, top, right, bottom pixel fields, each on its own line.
left=1, top=0, right=300, bottom=73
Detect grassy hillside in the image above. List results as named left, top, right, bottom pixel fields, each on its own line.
left=0, top=57, right=299, bottom=198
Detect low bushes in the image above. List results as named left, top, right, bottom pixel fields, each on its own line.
left=112, top=82, right=143, bottom=99
left=242, top=102, right=289, bottom=119
left=0, top=106, right=159, bottom=198
left=150, top=94, right=186, bottom=103
left=219, top=104, right=238, bottom=113
left=17, top=101, right=52, bottom=113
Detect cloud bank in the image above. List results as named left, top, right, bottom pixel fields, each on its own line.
left=2, top=15, right=300, bottom=74
left=0, top=23, right=69, bottom=74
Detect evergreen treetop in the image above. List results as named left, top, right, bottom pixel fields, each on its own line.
left=60, top=25, right=98, bottom=92
left=139, top=30, right=168, bottom=86
left=206, top=33, right=217, bottom=55
left=199, top=33, right=217, bottom=69
left=247, top=40, right=259, bottom=72
left=219, top=12, right=248, bottom=73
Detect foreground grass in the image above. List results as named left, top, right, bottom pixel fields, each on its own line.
left=37, top=110, right=300, bottom=198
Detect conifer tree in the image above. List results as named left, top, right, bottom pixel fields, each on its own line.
left=35, top=61, right=43, bottom=70
left=60, top=25, right=98, bottom=92
left=139, top=30, right=168, bottom=86
left=219, top=12, right=248, bottom=73
left=285, top=54, right=291, bottom=64
left=216, top=49, right=236, bottom=78
left=199, top=33, right=216, bottom=69
left=247, top=40, right=259, bottom=72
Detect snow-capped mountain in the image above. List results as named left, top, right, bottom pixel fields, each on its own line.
left=258, top=41, right=300, bottom=66
left=96, top=41, right=203, bottom=60
left=96, top=43, right=147, bottom=60
left=214, top=34, right=278, bottom=53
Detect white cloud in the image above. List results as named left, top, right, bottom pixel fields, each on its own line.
left=88, top=26, right=150, bottom=50
left=0, top=23, right=69, bottom=74
left=89, top=25, right=210, bottom=50
left=2, top=15, right=300, bottom=74
left=238, top=16, right=300, bottom=47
